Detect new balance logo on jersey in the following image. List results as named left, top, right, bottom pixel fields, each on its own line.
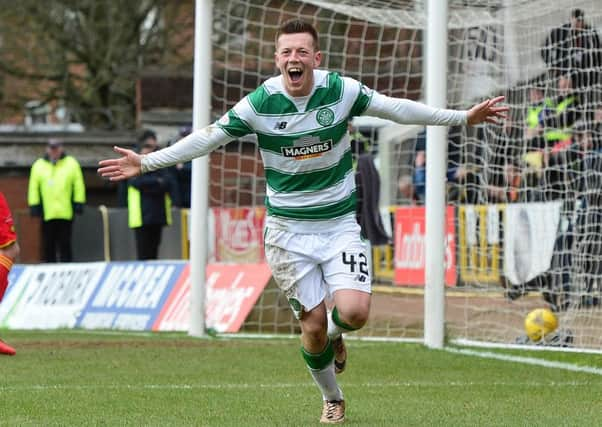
left=274, top=121, right=288, bottom=130
left=281, top=140, right=333, bottom=160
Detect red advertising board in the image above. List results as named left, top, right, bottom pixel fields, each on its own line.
left=152, top=263, right=272, bottom=332
left=214, top=207, right=266, bottom=262
left=394, top=206, right=456, bottom=286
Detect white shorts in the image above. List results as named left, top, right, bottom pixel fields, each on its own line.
left=264, top=226, right=371, bottom=319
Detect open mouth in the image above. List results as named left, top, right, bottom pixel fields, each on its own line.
left=288, top=67, right=303, bottom=83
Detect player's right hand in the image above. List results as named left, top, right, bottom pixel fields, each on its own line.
left=97, top=146, right=142, bottom=181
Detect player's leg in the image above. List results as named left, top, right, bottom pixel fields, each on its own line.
left=328, top=289, right=371, bottom=373
left=330, top=289, right=371, bottom=332
left=300, top=303, right=345, bottom=424
left=0, top=241, right=18, bottom=356
left=264, top=228, right=345, bottom=424
left=0, top=192, right=18, bottom=355
left=0, top=241, right=19, bottom=301
left=300, top=304, right=344, bottom=395
left=322, top=230, right=372, bottom=374
left=0, top=192, right=19, bottom=300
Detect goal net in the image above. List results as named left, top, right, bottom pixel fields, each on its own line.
left=205, top=0, right=602, bottom=350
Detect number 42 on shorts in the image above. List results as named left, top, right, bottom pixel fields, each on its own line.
left=342, top=252, right=369, bottom=278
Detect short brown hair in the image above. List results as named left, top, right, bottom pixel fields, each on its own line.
left=276, top=19, right=319, bottom=50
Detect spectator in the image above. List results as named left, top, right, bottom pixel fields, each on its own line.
left=591, top=104, right=602, bottom=149
left=352, top=124, right=389, bottom=246
left=539, top=75, right=580, bottom=148
left=524, top=85, right=548, bottom=151
left=523, top=85, right=549, bottom=193
left=513, top=77, right=579, bottom=203
left=535, top=121, right=595, bottom=310
left=528, top=76, right=580, bottom=201
left=27, top=139, right=86, bottom=262
left=167, top=126, right=193, bottom=208
left=541, top=8, right=602, bottom=110
left=0, top=191, right=19, bottom=355
left=127, top=132, right=179, bottom=260
left=397, top=174, right=415, bottom=202
left=408, top=127, right=475, bottom=204
left=117, top=129, right=160, bottom=207
left=485, top=120, right=525, bottom=203
left=348, top=122, right=370, bottom=166
left=571, top=121, right=602, bottom=306
left=528, top=121, right=602, bottom=310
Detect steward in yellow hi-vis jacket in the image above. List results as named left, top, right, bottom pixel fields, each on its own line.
left=127, top=131, right=179, bottom=260
left=28, top=139, right=86, bottom=262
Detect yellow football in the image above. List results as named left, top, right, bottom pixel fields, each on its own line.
left=524, top=308, right=558, bottom=342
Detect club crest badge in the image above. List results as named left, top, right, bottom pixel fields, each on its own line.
left=316, top=107, right=335, bottom=126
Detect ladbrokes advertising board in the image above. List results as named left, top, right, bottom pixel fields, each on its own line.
left=152, top=263, right=272, bottom=332
left=394, top=206, right=457, bottom=286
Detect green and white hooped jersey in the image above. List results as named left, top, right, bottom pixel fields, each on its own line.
left=217, top=70, right=370, bottom=233
left=141, top=69, right=467, bottom=234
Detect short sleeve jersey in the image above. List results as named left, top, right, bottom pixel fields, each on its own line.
left=216, top=70, right=370, bottom=233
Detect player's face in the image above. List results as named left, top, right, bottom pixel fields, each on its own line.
left=275, top=32, right=321, bottom=97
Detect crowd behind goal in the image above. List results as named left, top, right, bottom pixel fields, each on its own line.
left=390, top=7, right=602, bottom=314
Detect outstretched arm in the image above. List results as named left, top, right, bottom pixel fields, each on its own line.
left=364, top=93, right=468, bottom=126
left=361, top=83, right=508, bottom=127
left=98, top=124, right=235, bottom=182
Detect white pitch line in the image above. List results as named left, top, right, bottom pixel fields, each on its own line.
left=0, top=379, right=597, bottom=393
left=446, top=347, right=602, bottom=376
left=453, top=338, right=602, bottom=355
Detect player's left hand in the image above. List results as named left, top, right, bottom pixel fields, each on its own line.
left=467, top=96, right=508, bottom=126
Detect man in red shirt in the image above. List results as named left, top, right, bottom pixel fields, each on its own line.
left=0, top=191, right=19, bottom=355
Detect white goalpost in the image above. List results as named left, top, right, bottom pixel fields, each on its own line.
left=189, top=0, right=213, bottom=338
left=423, top=0, right=448, bottom=349
left=190, top=0, right=602, bottom=352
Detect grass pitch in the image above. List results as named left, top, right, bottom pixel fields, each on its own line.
left=1, top=330, right=601, bottom=426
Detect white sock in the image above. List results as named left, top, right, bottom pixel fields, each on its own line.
left=308, top=360, right=344, bottom=401
left=327, top=309, right=345, bottom=340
